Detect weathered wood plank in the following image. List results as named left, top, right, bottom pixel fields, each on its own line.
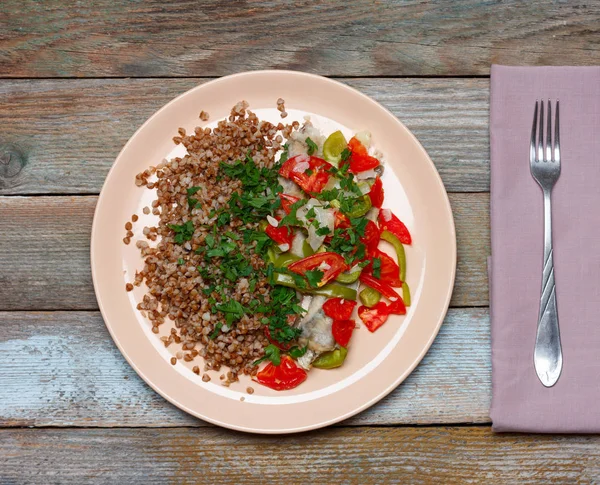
left=2, top=1, right=599, bottom=78
left=0, top=78, right=489, bottom=194
left=0, top=308, right=490, bottom=427
left=3, top=427, right=600, bottom=484
left=0, top=193, right=488, bottom=310
left=0, top=196, right=96, bottom=310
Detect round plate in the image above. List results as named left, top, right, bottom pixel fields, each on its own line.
left=91, top=71, right=456, bottom=433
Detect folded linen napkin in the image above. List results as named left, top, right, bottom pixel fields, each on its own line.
left=490, top=65, right=600, bottom=432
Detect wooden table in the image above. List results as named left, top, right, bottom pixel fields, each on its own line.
left=2, top=2, right=600, bottom=483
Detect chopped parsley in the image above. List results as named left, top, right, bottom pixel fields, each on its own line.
left=289, top=345, right=308, bottom=359
left=316, top=226, right=330, bottom=236
left=167, top=220, right=194, bottom=244
left=214, top=300, right=246, bottom=325
left=177, top=258, right=185, bottom=265
left=253, top=344, right=281, bottom=366
left=243, top=229, right=273, bottom=256
left=328, top=226, right=368, bottom=265
left=350, top=217, right=369, bottom=236
left=276, top=268, right=308, bottom=289
left=306, top=137, right=318, bottom=156
left=204, top=234, right=215, bottom=248
left=318, top=188, right=340, bottom=201
left=221, top=153, right=282, bottom=224
left=209, top=323, right=223, bottom=339
left=278, top=143, right=290, bottom=164
left=217, top=211, right=231, bottom=227
left=304, top=269, right=324, bottom=288
left=278, top=199, right=306, bottom=228
left=206, top=240, right=236, bottom=258
left=187, top=187, right=202, bottom=196
left=372, top=257, right=382, bottom=279
left=340, top=147, right=352, bottom=161
left=186, top=186, right=203, bottom=210
left=263, top=286, right=304, bottom=344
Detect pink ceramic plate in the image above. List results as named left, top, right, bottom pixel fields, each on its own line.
left=91, top=71, right=456, bottom=433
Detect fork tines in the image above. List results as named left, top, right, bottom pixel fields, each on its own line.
left=530, top=100, right=560, bottom=164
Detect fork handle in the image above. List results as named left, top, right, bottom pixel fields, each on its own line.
left=534, top=190, right=563, bottom=387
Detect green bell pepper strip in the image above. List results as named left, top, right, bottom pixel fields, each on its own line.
left=315, top=244, right=327, bottom=254
left=336, top=268, right=362, bottom=284
left=274, top=253, right=300, bottom=268
left=302, top=240, right=315, bottom=257
left=267, top=247, right=277, bottom=264
left=402, top=282, right=411, bottom=307
left=360, top=287, right=381, bottom=308
left=272, top=272, right=357, bottom=300
left=380, top=230, right=406, bottom=282
left=312, top=347, right=348, bottom=369
left=322, top=130, right=348, bottom=166
left=343, top=195, right=372, bottom=218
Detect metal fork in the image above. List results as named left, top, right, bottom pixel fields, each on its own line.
left=530, top=99, right=562, bottom=387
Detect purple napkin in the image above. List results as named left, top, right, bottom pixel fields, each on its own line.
left=490, top=65, right=600, bottom=433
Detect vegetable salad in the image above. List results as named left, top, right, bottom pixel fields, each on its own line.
left=244, top=124, right=412, bottom=391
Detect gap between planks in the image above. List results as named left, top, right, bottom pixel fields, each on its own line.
left=0, top=77, right=490, bottom=195
left=0, top=308, right=491, bottom=428
left=2, top=0, right=598, bottom=78
left=3, top=426, right=600, bottom=484
left=0, top=193, right=490, bottom=309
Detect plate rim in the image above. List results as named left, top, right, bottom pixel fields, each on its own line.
left=91, top=70, right=457, bottom=433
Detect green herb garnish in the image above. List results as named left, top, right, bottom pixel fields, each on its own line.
left=209, top=323, right=222, bottom=339
left=289, top=345, right=309, bottom=359
left=168, top=220, right=194, bottom=244
left=305, top=269, right=324, bottom=288
left=253, top=344, right=281, bottom=366
left=316, top=226, right=330, bottom=236
left=372, top=257, right=382, bottom=279
left=306, top=137, right=318, bottom=156
left=214, top=300, right=246, bottom=325
left=278, top=143, right=290, bottom=164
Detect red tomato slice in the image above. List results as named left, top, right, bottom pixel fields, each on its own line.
left=279, top=193, right=301, bottom=214
left=378, top=210, right=412, bottom=245
left=254, top=355, right=307, bottom=391
left=360, top=220, right=381, bottom=255
left=365, top=248, right=401, bottom=287
left=332, top=319, right=355, bottom=347
left=288, top=252, right=348, bottom=287
left=369, top=176, right=384, bottom=208
left=264, top=326, right=293, bottom=351
left=325, top=211, right=351, bottom=244
left=334, top=211, right=351, bottom=229
left=359, top=273, right=401, bottom=301
left=388, top=297, right=407, bottom=316
left=347, top=137, right=380, bottom=173
left=279, top=155, right=332, bottom=193
left=358, top=302, right=391, bottom=332
left=323, top=298, right=357, bottom=320
left=265, top=224, right=293, bottom=246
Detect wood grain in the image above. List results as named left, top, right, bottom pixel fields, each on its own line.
left=0, top=196, right=96, bottom=310
left=0, top=308, right=490, bottom=427
left=0, top=78, right=489, bottom=195
left=3, top=427, right=600, bottom=484
left=2, top=1, right=599, bottom=78
left=0, top=193, right=489, bottom=310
